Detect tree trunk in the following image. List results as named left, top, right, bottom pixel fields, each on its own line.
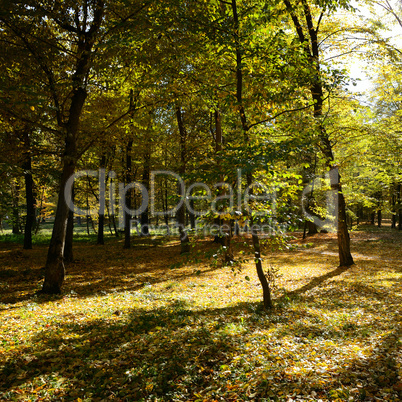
left=251, top=217, right=272, bottom=309
left=97, top=155, right=107, bottom=245
left=12, top=180, right=21, bottom=235
left=377, top=209, right=382, bottom=228
left=189, top=199, right=196, bottom=229
left=140, top=142, right=151, bottom=236
left=22, top=131, right=35, bottom=249
left=124, top=138, right=133, bottom=249
left=64, top=184, right=74, bottom=263
left=175, top=105, right=190, bottom=254
left=337, top=185, right=354, bottom=267
left=42, top=88, right=85, bottom=293
left=41, top=1, right=105, bottom=294
left=371, top=211, right=375, bottom=225
left=391, top=184, right=396, bottom=229
left=397, top=183, right=401, bottom=230
left=42, top=140, right=77, bottom=294
left=35, top=187, right=44, bottom=234
left=307, top=220, right=318, bottom=235
left=284, top=0, right=354, bottom=268
left=231, top=0, right=271, bottom=307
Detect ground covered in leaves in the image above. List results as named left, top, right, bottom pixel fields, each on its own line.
left=0, top=227, right=401, bottom=401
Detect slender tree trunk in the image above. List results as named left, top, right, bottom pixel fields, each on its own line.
left=86, top=189, right=90, bottom=235
left=163, top=181, right=168, bottom=226
left=64, top=184, right=74, bottom=263
left=124, top=138, right=133, bottom=249
left=35, top=187, right=44, bottom=234
left=97, top=207, right=105, bottom=242
left=391, top=184, right=396, bottom=229
left=12, top=180, right=21, bottom=234
left=397, top=183, right=401, bottom=230
left=140, top=141, right=151, bottom=236
left=22, top=131, right=35, bottom=249
left=175, top=105, right=190, bottom=254
left=124, top=89, right=135, bottom=248
left=189, top=199, right=196, bottom=229
left=231, top=0, right=271, bottom=308
left=108, top=169, right=119, bottom=237
left=97, top=155, right=107, bottom=245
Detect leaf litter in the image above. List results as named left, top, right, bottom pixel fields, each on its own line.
left=0, top=229, right=401, bottom=401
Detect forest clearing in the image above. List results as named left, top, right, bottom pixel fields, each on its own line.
left=0, top=227, right=401, bottom=401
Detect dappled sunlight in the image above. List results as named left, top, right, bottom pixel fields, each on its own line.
left=1, top=230, right=401, bottom=400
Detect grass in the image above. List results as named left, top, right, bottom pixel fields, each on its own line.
left=0, top=227, right=401, bottom=401
left=0, top=222, right=115, bottom=245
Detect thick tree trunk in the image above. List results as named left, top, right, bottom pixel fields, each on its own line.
left=337, top=188, right=354, bottom=266
left=329, top=167, right=354, bottom=267
left=42, top=89, right=85, bottom=293
left=307, top=221, right=318, bottom=235
left=22, top=131, right=35, bottom=249
left=42, top=148, right=76, bottom=294
left=41, top=1, right=104, bottom=294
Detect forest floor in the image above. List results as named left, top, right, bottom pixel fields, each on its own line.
left=0, top=226, right=401, bottom=401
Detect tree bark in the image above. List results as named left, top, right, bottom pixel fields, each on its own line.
left=22, top=131, right=35, bottom=249
left=175, top=105, right=190, bottom=254
left=333, top=172, right=354, bottom=267
left=64, top=184, right=74, bottom=263
left=391, top=183, right=396, bottom=229
left=397, top=183, right=401, bottom=230
left=124, top=138, right=133, bottom=249
left=42, top=134, right=77, bottom=294
left=140, top=138, right=151, bottom=236
left=97, top=154, right=107, bottom=245
left=377, top=209, right=382, bottom=228
left=12, top=180, right=21, bottom=235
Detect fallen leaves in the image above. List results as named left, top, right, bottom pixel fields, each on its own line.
left=0, top=230, right=401, bottom=401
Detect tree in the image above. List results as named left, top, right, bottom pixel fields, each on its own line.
left=283, top=0, right=354, bottom=266
left=0, top=0, right=107, bottom=292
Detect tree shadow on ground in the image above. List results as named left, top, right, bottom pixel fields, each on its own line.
left=0, top=300, right=258, bottom=400
left=1, top=292, right=401, bottom=401
left=0, top=239, right=223, bottom=306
